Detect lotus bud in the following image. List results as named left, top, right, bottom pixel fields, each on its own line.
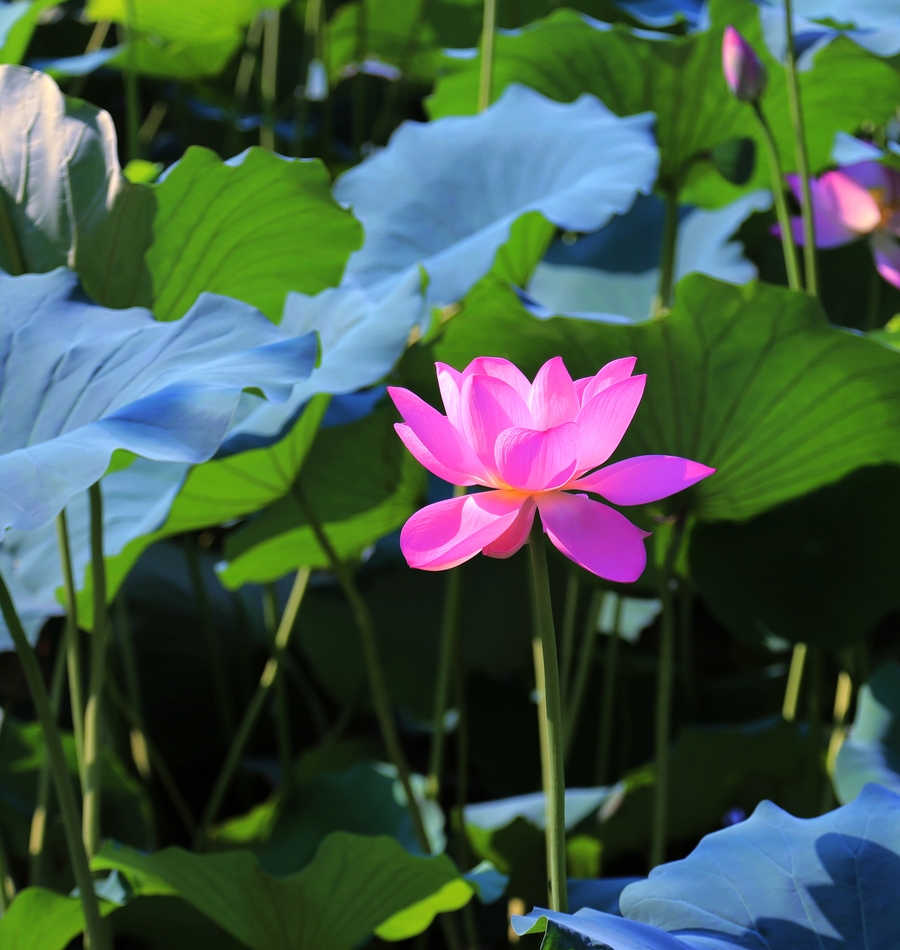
left=722, top=26, right=767, bottom=102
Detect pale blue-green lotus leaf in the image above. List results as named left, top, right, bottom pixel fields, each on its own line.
left=760, top=0, right=900, bottom=59
left=0, top=458, right=188, bottom=649
left=227, top=268, right=425, bottom=442
left=465, top=787, right=619, bottom=833
left=523, top=190, right=770, bottom=324
left=0, top=269, right=317, bottom=534
left=834, top=662, right=900, bottom=804
left=615, top=0, right=706, bottom=27
left=333, top=83, right=658, bottom=307
left=513, top=783, right=900, bottom=949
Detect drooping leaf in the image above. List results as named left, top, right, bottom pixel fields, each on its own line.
left=334, top=83, right=658, bottom=306
left=0, top=65, right=154, bottom=307
left=0, top=458, right=187, bottom=648
left=218, top=404, right=427, bottom=587
left=834, top=662, right=900, bottom=804
left=513, top=783, right=900, bottom=949
left=75, top=394, right=330, bottom=629
left=0, top=268, right=316, bottom=535
left=691, top=466, right=900, bottom=649
left=420, top=273, right=900, bottom=522
left=92, top=833, right=470, bottom=950
left=147, top=148, right=362, bottom=322
left=427, top=1, right=900, bottom=206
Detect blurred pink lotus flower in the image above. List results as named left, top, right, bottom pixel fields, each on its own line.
left=722, top=26, right=767, bottom=102
left=388, top=357, right=715, bottom=581
left=777, top=161, right=900, bottom=289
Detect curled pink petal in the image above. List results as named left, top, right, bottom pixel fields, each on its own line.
left=388, top=386, right=492, bottom=485
left=575, top=374, right=646, bottom=471
left=462, top=357, right=531, bottom=402
left=460, top=374, right=534, bottom=473
left=571, top=455, right=716, bottom=505
left=495, top=423, right=579, bottom=491
left=576, top=357, right=638, bottom=406
left=483, top=496, right=536, bottom=559
left=400, top=490, right=528, bottom=570
left=529, top=356, right=579, bottom=428
left=536, top=492, right=649, bottom=582
left=394, top=424, right=479, bottom=486
left=872, top=232, right=900, bottom=290
left=436, top=362, right=464, bottom=429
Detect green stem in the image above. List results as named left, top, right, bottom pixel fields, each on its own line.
left=292, top=0, right=322, bottom=156
left=564, top=590, right=602, bottom=760
left=114, top=596, right=150, bottom=783
left=649, top=515, right=687, bottom=870
left=293, top=483, right=432, bottom=853
left=123, top=0, right=141, bottom=163
left=56, top=511, right=85, bottom=786
left=782, top=642, right=807, bottom=721
left=477, top=0, right=497, bottom=112
left=782, top=0, right=818, bottom=296
left=0, top=821, right=14, bottom=910
left=280, top=652, right=328, bottom=738
left=752, top=102, right=802, bottom=291
left=654, top=187, right=680, bottom=315
left=184, top=536, right=234, bottom=744
left=427, top=487, right=467, bottom=799
left=260, top=8, right=280, bottom=151
left=865, top=263, right=881, bottom=330
left=195, top=567, right=310, bottom=848
left=0, top=571, right=110, bottom=949
left=559, top=572, right=579, bottom=711
left=29, top=636, right=67, bottom=885
left=82, top=483, right=108, bottom=859
left=527, top=518, right=567, bottom=913
left=594, top=595, right=623, bottom=786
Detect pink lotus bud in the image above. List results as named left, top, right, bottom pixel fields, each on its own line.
left=722, top=26, right=767, bottom=102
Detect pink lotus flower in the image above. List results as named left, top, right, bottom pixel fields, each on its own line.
left=388, top=357, right=715, bottom=581
left=722, top=26, right=767, bottom=102
left=778, top=161, right=900, bottom=289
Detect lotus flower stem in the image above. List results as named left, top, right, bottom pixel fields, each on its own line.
left=83, top=483, right=110, bottom=859
left=0, top=571, right=111, bottom=950
left=559, top=572, right=579, bottom=711
left=650, top=514, right=688, bottom=869
left=751, top=102, right=802, bottom=291
left=782, top=0, right=818, bottom=296
left=564, top=590, right=603, bottom=761
left=123, top=0, right=141, bottom=162
left=29, top=637, right=67, bottom=885
left=114, top=595, right=152, bottom=786
left=427, top=565, right=464, bottom=799
left=808, top=646, right=824, bottom=812
left=260, top=7, right=280, bottom=151
left=56, top=510, right=86, bottom=786
left=293, top=483, right=433, bottom=852
left=184, top=536, right=235, bottom=744
left=478, top=0, right=497, bottom=112
left=352, top=2, right=368, bottom=157
left=655, top=187, right=680, bottom=314
left=595, top=595, right=623, bottom=786
left=782, top=642, right=807, bottom=720
left=195, top=566, right=310, bottom=848
left=528, top=517, right=568, bottom=913
left=0, top=813, right=14, bottom=910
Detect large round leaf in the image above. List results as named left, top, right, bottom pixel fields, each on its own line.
left=423, top=273, right=900, bottom=522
